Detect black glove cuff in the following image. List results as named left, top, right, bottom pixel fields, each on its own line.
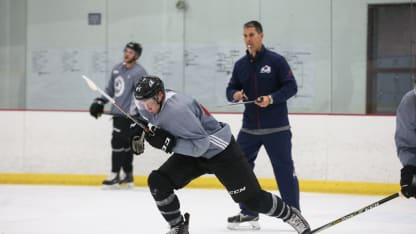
left=401, top=165, right=416, bottom=198
left=131, top=114, right=148, bottom=126
left=144, top=127, right=176, bottom=153
left=401, top=165, right=416, bottom=177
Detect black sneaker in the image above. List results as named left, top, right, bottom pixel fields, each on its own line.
left=227, top=212, right=260, bottom=230
left=119, top=172, right=134, bottom=188
left=166, top=213, right=190, bottom=234
left=283, top=207, right=311, bottom=234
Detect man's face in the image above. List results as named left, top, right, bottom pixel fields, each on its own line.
left=243, top=27, right=263, bottom=52
left=140, top=92, right=163, bottom=114
left=124, top=48, right=138, bottom=64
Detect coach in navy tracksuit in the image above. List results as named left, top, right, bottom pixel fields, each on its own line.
left=226, top=20, right=300, bottom=227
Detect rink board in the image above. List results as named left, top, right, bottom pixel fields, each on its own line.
left=0, top=173, right=400, bottom=195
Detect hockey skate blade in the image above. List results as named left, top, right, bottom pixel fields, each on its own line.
left=119, top=182, right=134, bottom=190
left=101, top=184, right=121, bottom=190
left=227, top=221, right=260, bottom=230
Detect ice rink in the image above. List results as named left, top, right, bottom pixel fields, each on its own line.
left=0, top=185, right=414, bottom=234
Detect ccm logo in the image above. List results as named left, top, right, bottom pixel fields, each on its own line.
left=162, top=138, right=171, bottom=152
left=229, top=186, right=246, bottom=195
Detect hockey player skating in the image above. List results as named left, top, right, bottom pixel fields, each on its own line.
left=226, top=20, right=301, bottom=229
left=89, top=42, right=147, bottom=188
left=130, top=76, right=311, bottom=234
left=395, top=86, right=416, bottom=199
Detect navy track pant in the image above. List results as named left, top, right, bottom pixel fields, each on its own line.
left=237, top=130, right=300, bottom=215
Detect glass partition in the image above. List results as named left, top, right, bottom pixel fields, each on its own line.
left=0, top=0, right=414, bottom=114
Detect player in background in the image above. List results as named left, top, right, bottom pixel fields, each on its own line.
left=89, top=42, right=147, bottom=188
left=226, top=20, right=300, bottom=229
left=130, top=76, right=311, bottom=234
left=395, top=85, right=416, bottom=199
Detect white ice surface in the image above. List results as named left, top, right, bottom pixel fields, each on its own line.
left=0, top=185, right=415, bottom=234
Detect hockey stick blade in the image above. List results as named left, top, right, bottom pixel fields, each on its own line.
left=82, top=75, right=116, bottom=104
left=82, top=75, right=98, bottom=91
left=311, top=192, right=400, bottom=233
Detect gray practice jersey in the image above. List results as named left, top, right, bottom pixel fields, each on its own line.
left=135, top=90, right=233, bottom=159
left=103, top=62, right=147, bottom=115
left=395, top=89, right=416, bottom=167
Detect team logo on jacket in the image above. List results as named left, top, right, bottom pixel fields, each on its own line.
left=260, top=65, right=271, bottom=74
left=114, top=76, right=125, bottom=97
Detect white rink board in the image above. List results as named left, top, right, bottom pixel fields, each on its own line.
left=0, top=111, right=400, bottom=183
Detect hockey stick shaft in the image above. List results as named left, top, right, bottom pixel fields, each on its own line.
left=218, top=97, right=264, bottom=107
left=226, top=100, right=257, bottom=106
left=311, top=192, right=400, bottom=233
left=81, top=75, right=150, bottom=132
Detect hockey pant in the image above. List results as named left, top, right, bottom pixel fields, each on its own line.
left=147, top=137, right=293, bottom=227
left=111, top=116, right=134, bottom=174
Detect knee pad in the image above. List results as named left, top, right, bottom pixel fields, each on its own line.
left=148, top=170, right=175, bottom=200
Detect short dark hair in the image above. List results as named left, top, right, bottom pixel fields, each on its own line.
left=125, top=42, right=142, bottom=55
left=244, top=20, right=263, bottom=33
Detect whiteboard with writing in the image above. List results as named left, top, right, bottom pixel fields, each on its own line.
left=26, top=44, right=315, bottom=111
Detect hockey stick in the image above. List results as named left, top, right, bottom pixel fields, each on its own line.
left=312, top=175, right=416, bottom=233
left=217, top=97, right=264, bottom=107
left=81, top=75, right=150, bottom=133
left=311, top=192, right=400, bottom=233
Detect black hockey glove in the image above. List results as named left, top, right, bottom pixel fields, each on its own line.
left=89, top=98, right=105, bottom=119
left=400, top=165, right=416, bottom=198
left=145, top=126, right=176, bottom=153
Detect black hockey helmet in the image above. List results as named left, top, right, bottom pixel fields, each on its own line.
left=134, top=76, right=165, bottom=101
left=125, top=42, right=142, bottom=55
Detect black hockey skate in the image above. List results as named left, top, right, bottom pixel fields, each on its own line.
left=166, top=213, right=190, bottom=234
left=227, top=212, right=260, bottom=230
left=119, top=172, right=134, bottom=189
left=102, top=172, right=120, bottom=189
left=283, top=207, right=311, bottom=234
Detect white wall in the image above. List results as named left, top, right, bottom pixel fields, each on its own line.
left=330, top=0, right=412, bottom=113
left=0, top=0, right=26, bottom=108
left=17, top=0, right=415, bottom=113
left=0, top=111, right=401, bottom=184
left=261, top=0, right=332, bottom=113
left=107, top=0, right=185, bottom=91
left=1, top=0, right=411, bottom=113
left=25, top=0, right=107, bottom=109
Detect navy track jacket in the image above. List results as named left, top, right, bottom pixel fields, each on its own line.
left=226, top=46, right=297, bottom=129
